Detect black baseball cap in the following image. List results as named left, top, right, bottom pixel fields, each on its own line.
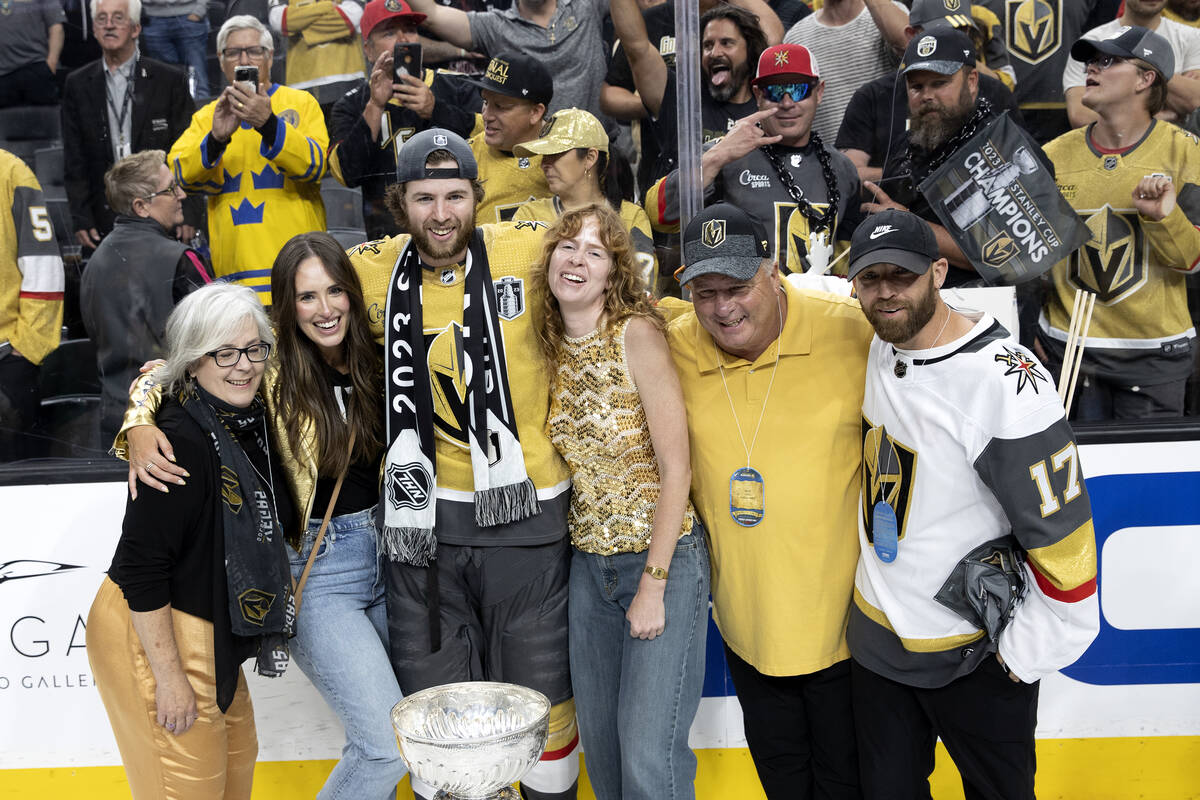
left=847, top=210, right=939, bottom=280
left=395, top=128, right=478, bottom=183
left=901, top=27, right=977, bottom=75
left=909, top=0, right=974, bottom=30
left=678, top=204, right=771, bottom=285
left=464, top=53, right=554, bottom=106
left=1070, top=26, right=1175, bottom=81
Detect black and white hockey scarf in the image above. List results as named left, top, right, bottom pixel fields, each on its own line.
left=381, top=229, right=539, bottom=565
left=180, top=383, right=294, bottom=681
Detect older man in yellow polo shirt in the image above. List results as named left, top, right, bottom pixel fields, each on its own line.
left=667, top=203, right=871, bottom=800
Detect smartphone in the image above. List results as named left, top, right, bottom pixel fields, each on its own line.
left=393, top=43, right=422, bottom=80
left=234, top=64, right=259, bottom=94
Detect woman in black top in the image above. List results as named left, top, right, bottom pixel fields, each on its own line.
left=87, top=282, right=295, bottom=799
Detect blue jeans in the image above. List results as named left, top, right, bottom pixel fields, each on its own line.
left=287, top=506, right=407, bottom=800
left=568, top=530, right=710, bottom=800
left=140, top=14, right=211, bottom=99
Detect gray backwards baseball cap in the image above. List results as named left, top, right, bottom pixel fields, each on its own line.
left=848, top=210, right=939, bottom=280
left=678, top=204, right=771, bottom=285
left=395, top=128, right=478, bottom=183
left=1070, top=26, right=1175, bottom=81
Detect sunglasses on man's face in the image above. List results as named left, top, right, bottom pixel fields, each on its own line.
left=761, top=81, right=817, bottom=104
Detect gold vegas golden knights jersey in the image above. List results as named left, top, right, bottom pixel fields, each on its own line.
left=467, top=117, right=553, bottom=223
left=1041, top=121, right=1200, bottom=384
left=346, top=222, right=570, bottom=510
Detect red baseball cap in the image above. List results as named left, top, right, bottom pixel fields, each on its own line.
left=360, top=0, right=426, bottom=41
left=752, top=44, right=820, bottom=85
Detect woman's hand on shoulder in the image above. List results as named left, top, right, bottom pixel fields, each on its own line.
left=154, top=670, right=199, bottom=736
left=127, top=425, right=188, bottom=500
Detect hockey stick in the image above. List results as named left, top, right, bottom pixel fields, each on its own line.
left=1058, top=288, right=1085, bottom=403
left=1064, top=291, right=1097, bottom=414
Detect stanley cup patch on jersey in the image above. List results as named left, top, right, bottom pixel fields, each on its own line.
left=494, top=276, right=526, bottom=320
left=1006, top=0, right=1061, bottom=65
left=861, top=416, right=918, bottom=546
left=1072, top=206, right=1147, bottom=303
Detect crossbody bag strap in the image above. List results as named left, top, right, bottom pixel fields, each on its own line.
left=293, top=430, right=356, bottom=616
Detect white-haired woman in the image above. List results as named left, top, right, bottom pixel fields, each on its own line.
left=87, top=282, right=296, bottom=799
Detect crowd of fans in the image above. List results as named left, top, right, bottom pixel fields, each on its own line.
left=0, top=1, right=1183, bottom=798
left=4, top=0, right=1200, bottom=447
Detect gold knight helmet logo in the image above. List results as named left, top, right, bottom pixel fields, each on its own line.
left=982, top=231, right=1020, bottom=269
left=221, top=465, right=243, bottom=514
left=944, top=0, right=961, bottom=9
left=1074, top=206, right=1145, bottom=303
left=238, top=588, right=276, bottom=626
left=426, top=321, right=470, bottom=448
left=860, top=418, right=918, bottom=546
left=701, top=219, right=726, bottom=248
left=1007, top=0, right=1060, bottom=65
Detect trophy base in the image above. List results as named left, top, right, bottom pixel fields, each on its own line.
left=432, top=788, right=521, bottom=800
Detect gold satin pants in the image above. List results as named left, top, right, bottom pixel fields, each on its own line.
left=87, top=577, right=258, bottom=799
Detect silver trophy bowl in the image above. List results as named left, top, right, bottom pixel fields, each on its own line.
left=391, top=681, right=551, bottom=800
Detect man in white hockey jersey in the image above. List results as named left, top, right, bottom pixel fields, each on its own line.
left=845, top=209, right=1100, bottom=800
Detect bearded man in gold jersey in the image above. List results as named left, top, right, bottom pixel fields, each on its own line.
left=348, top=127, right=579, bottom=800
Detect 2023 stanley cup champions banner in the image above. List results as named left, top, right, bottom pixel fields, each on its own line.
left=920, top=112, right=1091, bottom=285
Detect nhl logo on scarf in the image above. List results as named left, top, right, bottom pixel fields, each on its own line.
left=387, top=462, right=433, bottom=510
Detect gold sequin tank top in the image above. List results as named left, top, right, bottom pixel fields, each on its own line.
left=548, top=317, right=696, bottom=554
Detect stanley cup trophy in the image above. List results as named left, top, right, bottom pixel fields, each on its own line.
left=391, top=681, right=551, bottom=800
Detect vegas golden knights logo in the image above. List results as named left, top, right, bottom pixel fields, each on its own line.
left=861, top=418, right=918, bottom=545
left=1073, top=206, right=1146, bottom=303
left=1006, top=0, right=1060, bottom=65
left=221, top=465, right=243, bottom=514
left=982, top=231, right=1020, bottom=269
left=702, top=219, right=726, bottom=248
left=238, top=588, right=275, bottom=626
left=944, top=0, right=961, bottom=9
left=426, top=322, right=470, bottom=448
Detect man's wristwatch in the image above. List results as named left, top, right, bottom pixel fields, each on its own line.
left=643, top=565, right=668, bottom=580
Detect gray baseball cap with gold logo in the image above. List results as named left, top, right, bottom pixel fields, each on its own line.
left=678, top=204, right=771, bottom=285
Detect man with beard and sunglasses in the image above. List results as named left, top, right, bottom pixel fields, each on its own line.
left=647, top=44, right=861, bottom=274
left=610, top=0, right=783, bottom=186
left=845, top=208, right=1098, bottom=800
left=346, top=127, right=580, bottom=800
left=862, top=26, right=1051, bottom=287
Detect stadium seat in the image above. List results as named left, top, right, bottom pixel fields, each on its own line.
left=328, top=227, right=368, bottom=250
left=32, top=337, right=103, bottom=459
left=34, top=145, right=66, bottom=201
left=0, top=106, right=62, bottom=168
left=322, top=180, right=365, bottom=230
